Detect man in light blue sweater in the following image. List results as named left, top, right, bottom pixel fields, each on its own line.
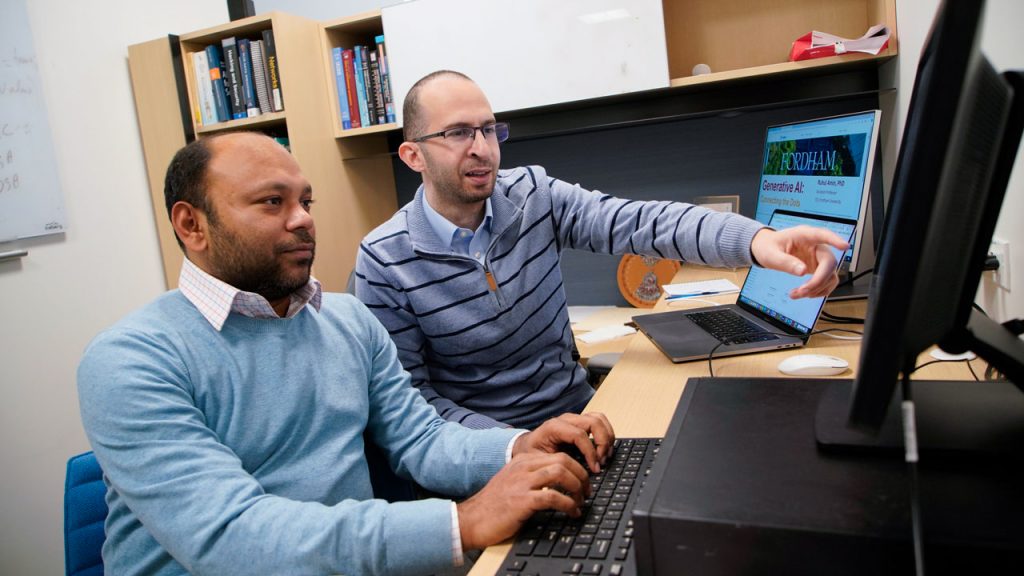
left=77, top=132, right=614, bottom=575
left=355, top=70, right=850, bottom=430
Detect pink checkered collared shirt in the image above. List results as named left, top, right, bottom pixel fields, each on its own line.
left=178, top=258, right=322, bottom=331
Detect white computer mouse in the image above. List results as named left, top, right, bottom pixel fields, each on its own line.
left=777, top=353, right=849, bottom=377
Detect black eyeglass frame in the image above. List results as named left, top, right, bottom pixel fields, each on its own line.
left=410, top=122, right=510, bottom=144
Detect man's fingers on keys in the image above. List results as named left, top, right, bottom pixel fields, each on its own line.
left=581, top=412, right=616, bottom=463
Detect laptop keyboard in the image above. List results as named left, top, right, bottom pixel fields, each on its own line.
left=686, top=309, right=779, bottom=344
left=500, top=438, right=662, bottom=576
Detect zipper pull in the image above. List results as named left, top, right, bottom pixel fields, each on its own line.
left=485, top=270, right=497, bottom=291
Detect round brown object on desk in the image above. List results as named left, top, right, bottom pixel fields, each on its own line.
left=616, top=255, right=681, bottom=308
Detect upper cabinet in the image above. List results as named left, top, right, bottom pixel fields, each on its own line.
left=381, top=0, right=671, bottom=123
left=662, top=0, right=897, bottom=88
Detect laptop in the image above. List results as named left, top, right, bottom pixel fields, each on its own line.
left=632, top=209, right=855, bottom=363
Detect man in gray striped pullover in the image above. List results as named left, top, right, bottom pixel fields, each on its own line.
left=355, top=71, right=848, bottom=430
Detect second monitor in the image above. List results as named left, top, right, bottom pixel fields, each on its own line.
left=754, top=110, right=882, bottom=299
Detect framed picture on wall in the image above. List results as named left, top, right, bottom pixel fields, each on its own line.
left=693, top=195, right=740, bottom=214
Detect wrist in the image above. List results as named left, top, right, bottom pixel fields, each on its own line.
left=456, top=500, right=480, bottom=551
left=511, top=431, right=529, bottom=458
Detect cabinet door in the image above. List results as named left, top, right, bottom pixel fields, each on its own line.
left=382, top=0, right=669, bottom=124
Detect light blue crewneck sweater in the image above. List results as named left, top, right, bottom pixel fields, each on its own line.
left=77, top=291, right=517, bottom=575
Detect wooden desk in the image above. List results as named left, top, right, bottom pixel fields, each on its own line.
left=470, top=264, right=983, bottom=575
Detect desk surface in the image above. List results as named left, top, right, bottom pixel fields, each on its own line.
left=469, top=265, right=983, bottom=575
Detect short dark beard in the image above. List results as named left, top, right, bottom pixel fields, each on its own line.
left=206, top=208, right=315, bottom=302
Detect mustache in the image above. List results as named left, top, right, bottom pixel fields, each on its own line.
left=278, top=229, right=315, bottom=252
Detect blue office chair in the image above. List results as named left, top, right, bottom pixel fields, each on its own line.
left=62, top=443, right=412, bottom=575
left=64, top=451, right=107, bottom=576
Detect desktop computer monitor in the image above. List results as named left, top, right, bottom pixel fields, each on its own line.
left=753, top=110, right=882, bottom=298
left=818, top=0, right=1024, bottom=440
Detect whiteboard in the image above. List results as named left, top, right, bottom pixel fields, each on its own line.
left=382, top=0, right=669, bottom=125
left=0, top=0, right=66, bottom=242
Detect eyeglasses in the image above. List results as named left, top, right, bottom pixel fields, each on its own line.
left=411, top=122, right=510, bottom=144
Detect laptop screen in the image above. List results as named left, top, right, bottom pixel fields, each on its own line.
left=737, top=210, right=856, bottom=334
left=754, top=111, right=879, bottom=268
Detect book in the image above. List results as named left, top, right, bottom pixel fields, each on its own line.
left=332, top=46, right=352, bottom=130
left=191, top=51, right=216, bottom=126
left=341, top=49, right=361, bottom=129
left=204, top=44, right=230, bottom=122
left=358, top=46, right=374, bottom=125
left=261, top=29, right=284, bottom=112
left=221, top=37, right=245, bottom=119
left=236, top=38, right=260, bottom=117
left=250, top=39, right=273, bottom=114
left=352, top=46, right=371, bottom=127
left=375, top=35, right=396, bottom=124
left=368, top=50, right=386, bottom=125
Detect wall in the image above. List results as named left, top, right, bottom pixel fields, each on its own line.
left=895, top=0, right=1023, bottom=323
left=0, top=1, right=227, bottom=574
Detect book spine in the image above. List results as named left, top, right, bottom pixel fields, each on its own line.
left=204, top=44, right=230, bottom=123
left=341, top=49, right=361, bottom=129
left=368, top=51, right=386, bottom=125
left=261, top=29, right=284, bottom=111
left=352, top=46, right=370, bottom=127
left=358, top=46, right=374, bottom=125
left=221, top=37, right=245, bottom=119
left=375, top=35, right=396, bottom=124
left=250, top=39, right=273, bottom=114
left=191, top=51, right=216, bottom=126
left=237, top=38, right=260, bottom=117
left=332, top=47, right=352, bottom=130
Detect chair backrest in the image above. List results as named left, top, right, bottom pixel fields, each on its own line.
left=64, top=451, right=107, bottom=576
left=61, top=441, right=413, bottom=576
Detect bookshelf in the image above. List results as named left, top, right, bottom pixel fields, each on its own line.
left=320, top=11, right=399, bottom=139
left=129, top=12, right=397, bottom=292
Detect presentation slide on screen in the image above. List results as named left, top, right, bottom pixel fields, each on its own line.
left=753, top=113, right=876, bottom=227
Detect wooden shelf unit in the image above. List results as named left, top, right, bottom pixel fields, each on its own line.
left=130, top=11, right=397, bottom=292
left=662, top=0, right=897, bottom=87
left=320, top=11, right=399, bottom=139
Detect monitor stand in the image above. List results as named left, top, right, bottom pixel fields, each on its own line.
left=815, top=379, right=1024, bottom=457
left=826, top=269, right=872, bottom=301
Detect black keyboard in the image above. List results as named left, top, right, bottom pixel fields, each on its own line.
left=500, top=438, right=662, bottom=576
left=686, top=309, right=779, bottom=344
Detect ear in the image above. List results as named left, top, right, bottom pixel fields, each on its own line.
left=398, top=141, right=426, bottom=173
left=170, top=201, right=209, bottom=255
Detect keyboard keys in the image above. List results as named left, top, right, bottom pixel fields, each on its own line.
left=686, top=309, right=779, bottom=344
left=503, top=438, right=662, bottom=576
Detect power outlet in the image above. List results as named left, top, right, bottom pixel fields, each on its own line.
left=990, top=238, right=1011, bottom=291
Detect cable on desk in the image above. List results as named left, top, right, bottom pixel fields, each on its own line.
left=835, top=267, right=873, bottom=289
left=819, top=310, right=865, bottom=324
left=911, top=357, right=981, bottom=381
left=705, top=327, right=862, bottom=377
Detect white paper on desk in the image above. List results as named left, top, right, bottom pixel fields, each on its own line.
left=662, top=278, right=740, bottom=297
left=577, top=325, right=637, bottom=344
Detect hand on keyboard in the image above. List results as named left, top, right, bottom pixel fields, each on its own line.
left=512, top=412, right=616, bottom=473
left=456, top=452, right=591, bottom=551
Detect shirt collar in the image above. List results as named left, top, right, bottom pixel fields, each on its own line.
left=422, top=194, right=493, bottom=250
left=178, top=258, right=322, bottom=331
